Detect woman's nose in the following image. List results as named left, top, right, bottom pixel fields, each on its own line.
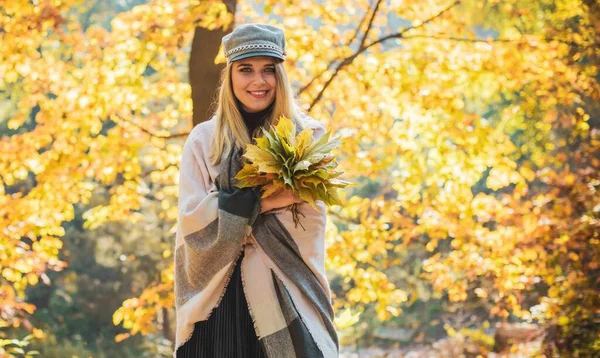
left=254, top=73, right=267, bottom=84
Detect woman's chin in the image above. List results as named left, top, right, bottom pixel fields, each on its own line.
left=243, top=101, right=274, bottom=113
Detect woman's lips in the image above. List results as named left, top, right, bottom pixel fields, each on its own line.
left=248, top=90, right=268, bottom=99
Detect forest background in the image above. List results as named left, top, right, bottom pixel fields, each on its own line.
left=0, top=0, right=598, bottom=357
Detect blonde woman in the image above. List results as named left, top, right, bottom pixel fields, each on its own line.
left=174, top=24, right=339, bottom=357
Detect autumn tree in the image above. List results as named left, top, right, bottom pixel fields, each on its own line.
left=117, top=0, right=600, bottom=355
left=2, top=0, right=598, bottom=356
left=0, top=0, right=232, bottom=353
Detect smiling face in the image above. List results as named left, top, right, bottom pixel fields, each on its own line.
left=231, top=56, right=278, bottom=113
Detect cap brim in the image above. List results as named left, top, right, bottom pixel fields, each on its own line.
left=230, top=51, right=285, bottom=63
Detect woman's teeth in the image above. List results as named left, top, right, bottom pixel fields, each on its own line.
left=249, top=91, right=267, bottom=98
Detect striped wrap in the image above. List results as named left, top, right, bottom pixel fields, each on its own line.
left=173, top=117, right=339, bottom=357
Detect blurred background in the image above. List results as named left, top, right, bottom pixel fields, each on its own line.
left=0, top=0, right=598, bottom=357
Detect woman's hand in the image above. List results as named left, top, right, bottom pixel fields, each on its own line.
left=260, top=188, right=303, bottom=214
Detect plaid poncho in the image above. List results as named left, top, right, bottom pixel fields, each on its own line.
left=174, top=116, right=339, bottom=357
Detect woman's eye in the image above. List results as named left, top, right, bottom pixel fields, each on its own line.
left=240, top=67, right=275, bottom=73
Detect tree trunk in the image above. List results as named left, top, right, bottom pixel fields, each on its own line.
left=162, top=307, right=174, bottom=343
left=188, top=1, right=237, bottom=126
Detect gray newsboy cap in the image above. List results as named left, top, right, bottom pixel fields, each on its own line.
left=222, top=23, right=286, bottom=64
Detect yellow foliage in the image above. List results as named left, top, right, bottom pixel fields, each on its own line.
left=0, top=0, right=229, bottom=339
left=1, top=0, right=598, bottom=354
left=334, top=307, right=362, bottom=331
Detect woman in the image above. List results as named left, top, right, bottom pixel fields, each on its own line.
left=174, top=24, right=339, bottom=358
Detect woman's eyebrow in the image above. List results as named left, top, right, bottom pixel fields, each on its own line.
left=237, top=63, right=275, bottom=68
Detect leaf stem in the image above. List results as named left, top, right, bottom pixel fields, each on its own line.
left=288, top=203, right=306, bottom=231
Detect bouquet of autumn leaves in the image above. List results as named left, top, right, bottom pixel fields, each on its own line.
left=234, top=116, right=352, bottom=230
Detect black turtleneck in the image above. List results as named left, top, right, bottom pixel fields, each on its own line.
left=237, top=100, right=274, bottom=136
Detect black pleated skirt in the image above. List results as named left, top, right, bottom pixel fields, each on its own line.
left=177, top=251, right=267, bottom=358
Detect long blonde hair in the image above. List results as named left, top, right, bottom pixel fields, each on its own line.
left=208, top=59, right=306, bottom=166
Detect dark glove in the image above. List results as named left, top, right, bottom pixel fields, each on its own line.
left=218, top=186, right=262, bottom=225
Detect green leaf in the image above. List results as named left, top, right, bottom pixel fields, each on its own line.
left=235, top=115, right=351, bottom=210
left=283, top=175, right=294, bottom=187
left=293, top=160, right=311, bottom=172
left=297, top=185, right=318, bottom=209
left=305, top=131, right=335, bottom=154
left=263, top=130, right=286, bottom=162
left=329, top=178, right=354, bottom=187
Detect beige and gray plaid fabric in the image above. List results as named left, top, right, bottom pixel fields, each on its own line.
left=174, top=117, right=339, bottom=357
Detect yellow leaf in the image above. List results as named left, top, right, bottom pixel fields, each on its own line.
left=261, top=181, right=285, bottom=199
left=113, top=309, right=124, bottom=325
left=115, top=333, right=131, bottom=342
left=243, top=145, right=280, bottom=173
left=32, top=328, right=45, bottom=339
left=295, top=127, right=314, bottom=159
left=334, top=307, right=361, bottom=330
left=275, top=115, right=295, bottom=144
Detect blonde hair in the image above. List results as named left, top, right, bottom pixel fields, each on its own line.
left=208, top=59, right=306, bottom=166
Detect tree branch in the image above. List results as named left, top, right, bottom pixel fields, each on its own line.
left=298, top=0, right=377, bottom=95
left=400, top=34, right=517, bottom=43
left=121, top=119, right=189, bottom=139
left=346, top=0, right=374, bottom=48
left=306, top=0, right=461, bottom=111
left=297, top=63, right=332, bottom=95
left=400, top=34, right=598, bottom=50
left=358, top=0, right=384, bottom=50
